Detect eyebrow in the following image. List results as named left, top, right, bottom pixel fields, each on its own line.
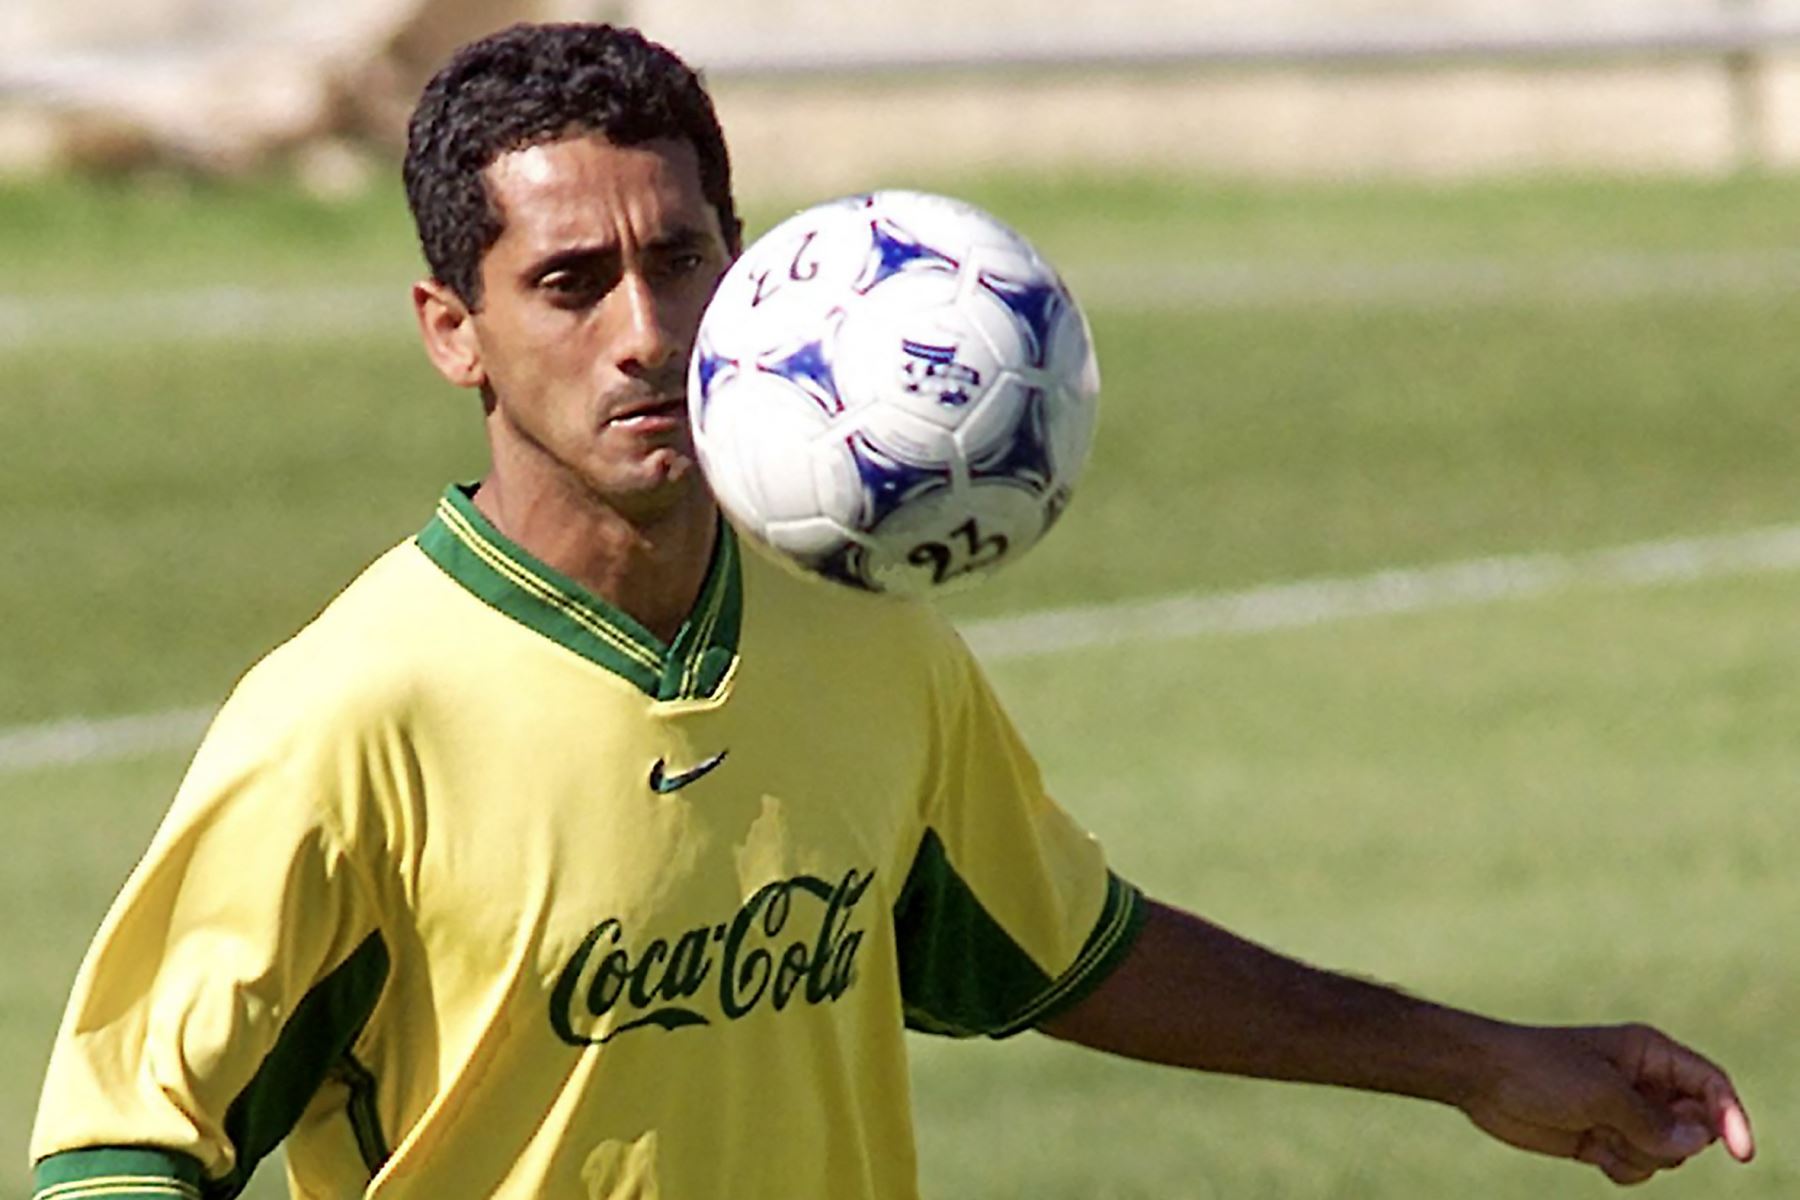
left=646, top=226, right=719, bottom=253
left=526, top=225, right=719, bottom=283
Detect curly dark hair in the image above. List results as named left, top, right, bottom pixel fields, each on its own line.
left=402, top=23, right=741, bottom=307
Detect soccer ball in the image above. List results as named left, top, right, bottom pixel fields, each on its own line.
left=687, top=190, right=1100, bottom=596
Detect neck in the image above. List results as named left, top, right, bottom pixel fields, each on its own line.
left=471, top=471, right=718, bottom=645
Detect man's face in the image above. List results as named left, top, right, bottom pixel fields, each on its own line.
left=466, top=134, right=732, bottom=519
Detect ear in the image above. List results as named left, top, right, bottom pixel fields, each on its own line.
left=413, top=278, right=486, bottom=389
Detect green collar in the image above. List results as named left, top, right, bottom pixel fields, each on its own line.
left=416, top=484, right=740, bottom=701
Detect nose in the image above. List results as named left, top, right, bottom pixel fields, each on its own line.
left=612, top=272, right=679, bottom=377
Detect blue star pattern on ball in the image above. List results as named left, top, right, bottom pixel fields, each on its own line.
left=844, top=432, right=955, bottom=529
left=854, top=218, right=960, bottom=295
left=757, top=334, right=844, bottom=416
left=976, top=270, right=1067, bottom=368
left=691, top=341, right=739, bottom=418
left=966, top=387, right=1055, bottom=493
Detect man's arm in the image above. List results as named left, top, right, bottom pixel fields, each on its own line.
left=1040, top=898, right=1755, bottom=1186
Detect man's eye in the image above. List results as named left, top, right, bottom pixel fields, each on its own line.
left=657, top=251, right=710, bottom=280
left=543, top=271, right=594, bottom=297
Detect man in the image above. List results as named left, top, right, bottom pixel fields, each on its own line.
left=31, top=22, right=1753, bottom=1200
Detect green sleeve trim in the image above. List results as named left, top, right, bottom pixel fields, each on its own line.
left=214, top=931, right=391, bottom=1195
left=33, top=937, right=391, bottom=1200
left=893, top=829, right=1148, bottom=1039
left=992, top=874, right=1148, bottom=1036
left=33, top=1146, right=206, bottom=1199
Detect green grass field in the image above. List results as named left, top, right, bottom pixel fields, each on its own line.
left=5, top=168, right=1799, bottom=1198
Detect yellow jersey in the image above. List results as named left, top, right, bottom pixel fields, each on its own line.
left=33, top=484, right=1144, bottom=1200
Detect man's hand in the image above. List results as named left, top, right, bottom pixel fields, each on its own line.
left=1459, top=1023, right=1755, bottom=1185
left=1042, top=901, right=1754, bottom=1184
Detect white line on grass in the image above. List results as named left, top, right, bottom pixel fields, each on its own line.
left=0, top=285, right=411, bottom=350
left=8, top=247, right=1800, bottom=350
left=8, top=522, right=1800, bottom=775
left=961, top=522, right=1800, bottom=661
left=1, top=705, right=217, bottom=776
left=1075, top=247, right=1800, bottom=310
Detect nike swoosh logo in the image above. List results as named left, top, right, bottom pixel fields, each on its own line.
left=648, top=750, right=729, bottom=794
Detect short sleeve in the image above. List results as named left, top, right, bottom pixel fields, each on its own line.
left=30, top=675, right=391, bottom=1199
left=893, top=631, right=1146, bottom=1039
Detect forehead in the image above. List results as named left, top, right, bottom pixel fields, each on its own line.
left=482, top=134, right=719, bottom=253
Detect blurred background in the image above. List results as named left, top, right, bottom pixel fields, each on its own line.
left=4, top=3, right=1799, bottom=1198
left=14, top=0, right=1800, bottom=187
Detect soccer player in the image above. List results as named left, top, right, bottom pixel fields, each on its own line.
left=31, top=22, right=1753, bottom=1200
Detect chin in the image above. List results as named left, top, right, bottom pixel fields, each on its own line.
left=642, top=445, right=701, bottom=486
left=594, top=451, right=707, bottom=518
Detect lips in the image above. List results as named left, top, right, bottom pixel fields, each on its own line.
left=606, top=395, right=687, bottom=428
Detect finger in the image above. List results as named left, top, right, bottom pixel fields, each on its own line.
left=1594, top=1127, right=1682, bottom=1176
left=1646, top=1036, right=1755, bottom=1162
left=1693, top=1067, right=1756, bottom=1163
left=1592, top=1074, right=1699, bottom=1163
left=1576, top=1134, right=1657, bottom=1187
left=1612, top=1029, right=1749, bottom=1161
left=1598, top=1158, right=1656, bottom=1187
left=1599, top=1159, right=1656, bottom=1187
left=1719, top=1101, right=1756, bottom=1163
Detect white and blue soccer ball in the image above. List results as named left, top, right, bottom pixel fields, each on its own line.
left=687, top=190, right=1100, bottom=596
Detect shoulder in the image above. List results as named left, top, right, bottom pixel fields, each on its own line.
left=181, top=540, right=463, bottom=814
left=230, top=540, right=457, bottom=722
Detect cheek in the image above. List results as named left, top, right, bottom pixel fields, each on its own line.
left=485, top=318, right=589, bottom=389
left=670, top=288, right=717, bottom=346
